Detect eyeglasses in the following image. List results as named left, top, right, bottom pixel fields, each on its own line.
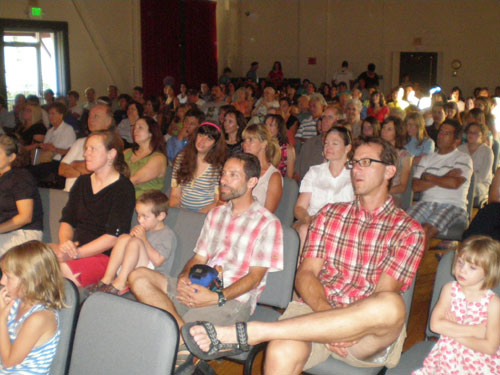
left=345, top=158, right=392, bottom=169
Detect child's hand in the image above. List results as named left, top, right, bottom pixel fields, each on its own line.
left=445, top=309, right=457, bottom=323
left=0, top=288, right=14, bottom=321
left=130, top=225, right=147, bottom=241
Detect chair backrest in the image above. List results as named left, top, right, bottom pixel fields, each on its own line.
left=274, top=177, right=299, bottom=227
left=39, top=188, right=70, bottom=243
left=258, top=226, right=300, bottom=309
left=68, top=293, right=179, bottom=375
left=401, top=167, right=414, bottom=211
left=466, top=173, right=475, bottom=220
left=426, top=250, right=500, bottom=338
left=492, top=139, right=499, bottom=175
left=162, top=165, right=173, bottom=196
left=165, top=207, right=207, bottom=276
left=50, top=279, right=79, bottom=375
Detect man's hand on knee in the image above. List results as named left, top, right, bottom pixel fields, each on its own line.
left=325, top=340, right=358, bottom=358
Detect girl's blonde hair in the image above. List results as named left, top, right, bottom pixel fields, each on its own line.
left=25, top=104, right=43, bottom=126
left=242, top=123, right=281, bottom=167
left=404, top=112, right=428, bottom=146
left=453, top=235, right=500, bottom=290
left=1, top=241, right=66, bottom=309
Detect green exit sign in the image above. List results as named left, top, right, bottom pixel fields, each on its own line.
left=31, top=7, right=42, bottom=17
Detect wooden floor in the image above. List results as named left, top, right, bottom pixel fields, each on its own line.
left=207, top=243, right=443, bottom=375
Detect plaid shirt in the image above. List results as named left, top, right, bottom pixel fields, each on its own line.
left=302, top=197, right=424, bottom=308
left=194, top=201, right=283, bottom=312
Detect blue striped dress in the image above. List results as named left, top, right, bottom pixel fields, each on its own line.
left=0, top=300, right=60, bottom=374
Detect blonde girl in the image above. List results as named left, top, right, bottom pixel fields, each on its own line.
left=242, top=123, right=283, bottom=212
left=0, top=240, right=65, bottom=374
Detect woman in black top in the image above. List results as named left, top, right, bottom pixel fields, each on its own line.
left=0, top=134, right=43, bottom=254
left=53, top=130, right=135, bottom=287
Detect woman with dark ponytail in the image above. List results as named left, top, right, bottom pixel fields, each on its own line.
left=51, top=129, right=136, bottom=287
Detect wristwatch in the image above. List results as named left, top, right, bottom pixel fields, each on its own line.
left=217, top=290, right=226, bottom=306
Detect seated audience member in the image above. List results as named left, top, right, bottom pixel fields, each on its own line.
left=26, top=95, right=49, bottom=128
left=92, top=190, right=176, bottom=295
left=28, top=102, right=76, bottom=185
left=125, top=117, right=167, bottom=198
left=114, top=93, right=132, bottom=125
left=449, top=86, right=465, bottom=113
left=294, top=126, right=354, bottom=251
left=457, top=122, right=493, bottom=203
left=217, top=104, right=235, bottom=128
left=246, top=61, right=260, bottom=82
left=59, top=103, right=115, bottom=192
left=295, top=95, right=310, bottom=123
left=67, top=90, right=83, bottom=120
left=170, top=122, right=227, bottom=213
left=107, top=84, right=119, bottom=111
left=367, top=90, right=389, bottom=122
left=166, top=103, right=189, bottom=138
left=166, top=108, right=204, bottom=163
left=295, top=96, right=324, bottom=143
left=177, top=83, right=188, bottom=105
left=182, top=137, right=424, bottom=374
left=357, top=62, right=380, bottom=89
left=51, top=130, right=135, bottom=287
left=267, top=61, right=284, bottom=88
left=202, top=86, right=226, bottom=123
left=388, top=87, right=409, bottom=111
left=474, top=96, right=496, bottom=142
left=279, top=97, right=299, bottom=145
left=0, top=95, right=15, bottom=131
left=129, top=152, right=283, bottom=373
left=444, top=101, right=461, bottom=123
left=361, top=116, right=380, bottom=137
left=232, top=87, right=252, bottom=118
left=132, top=86, right=146, bottom=106
left=252, top=86, right=280, bottom=119
left=345, top=98, right=363, bottom=138
left=404, top=112, right=435, bottom=166
left=187, top=88, right=206, bottom=109
left=426, top=103, right=446, bottom=143
left=462, top=168, right=500, bottom=242
left=144, top=95, right=160, bottom=122
left=242, top=123, right=283, bottom=213
left=83, top=87, right=97, bottom=111
left=10, top=94, right=26, bottom=128
left=408, top=119, right=473, bottom=250
left=16, top=103, right=46, bottom=147
left=199, top=82, right=212, bottom=102
left=117, top=101, right=143, bottom=148
left=0, top=135, right=43, bottom=254
left=295, top=105, right=341, bottom=179
left=223, top=109, right=247, bottom=156
left=381, top=116, right=413, bottom=207
left=265, top=114, right=296, bottom=179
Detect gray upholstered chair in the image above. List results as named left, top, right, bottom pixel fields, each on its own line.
left=50, top=279, right=79, bottom=375
left=68, top=292, right=179, bottom=375
left=39, top=188, right=70, bottom=243
left=274, top=177, right=299, bottom=226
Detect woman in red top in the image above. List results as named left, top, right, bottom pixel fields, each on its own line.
left=367, top=90, right=389, bottom=122
left=267, top=61, right=284, bottom=88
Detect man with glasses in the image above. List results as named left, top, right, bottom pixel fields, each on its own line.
left=183, top=137, right=424, bottom=373
left=408, top=119, right=472, bottom=250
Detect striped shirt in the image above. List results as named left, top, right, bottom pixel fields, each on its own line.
left=1, top=301, right=60, bottom=374
left=296, top=114, right=318, bottom=139
left=303, top=198, right=425, bottom=308
left=172, top=153, right=221, bottom=212
left=194, top=201, right=283, bottom=313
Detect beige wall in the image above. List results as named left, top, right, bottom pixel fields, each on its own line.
left=217, top=0, right=500, bottom=96
left=0, top=0, right=142, bottom=98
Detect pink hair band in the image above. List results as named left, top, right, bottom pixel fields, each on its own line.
left=201, top=122, right=221, bottom=133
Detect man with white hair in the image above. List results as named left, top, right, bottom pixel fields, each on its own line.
left=295, top=95, right=326, bottom=143
left=345, top=99, right=363, bottom=138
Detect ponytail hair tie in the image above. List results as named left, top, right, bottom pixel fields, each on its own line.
left=201, top=122, right=221, bottom=133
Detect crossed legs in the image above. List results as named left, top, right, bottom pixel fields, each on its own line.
left=188, top=291, right=405, bottom=375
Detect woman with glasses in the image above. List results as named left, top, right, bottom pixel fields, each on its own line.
left=458, top=122, right=493, bottom=203
left=293, top=127, right=354, bottom=252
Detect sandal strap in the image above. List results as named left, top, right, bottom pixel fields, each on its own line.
left=235, top=322, right=250, bottom=351
left=200, top=321, right=222, bottom=355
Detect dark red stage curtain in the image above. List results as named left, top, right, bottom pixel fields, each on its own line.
left=140, top=0, right=218, bottom=96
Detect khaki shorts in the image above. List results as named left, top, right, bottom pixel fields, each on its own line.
left=165, top=275, right=252, bottom=325
left=280, top=301, right=406, bottom=370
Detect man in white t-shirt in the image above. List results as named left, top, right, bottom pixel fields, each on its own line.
left=59, top=103, right=114, bottom=191
left=333, top=61, right=354, bottom=89
left=408, top=119, right=473, bottom=249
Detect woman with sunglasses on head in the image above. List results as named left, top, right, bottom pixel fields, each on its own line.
left=294, top=127, right=354, bottom=252
left=170, top=122, right=228, bottom=213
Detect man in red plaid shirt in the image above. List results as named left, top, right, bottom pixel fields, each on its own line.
left=183, top=137, right=425, bottom=374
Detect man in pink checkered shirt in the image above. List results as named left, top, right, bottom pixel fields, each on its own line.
left=129, top=153, right=283, bottom=371
left=183, top=138, right=425, bottom=374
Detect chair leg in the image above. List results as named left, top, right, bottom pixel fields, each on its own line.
left=243, top=342, right=268, bottom=375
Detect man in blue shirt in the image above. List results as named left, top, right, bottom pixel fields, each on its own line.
left=166, top=109, right=204, bottom=163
